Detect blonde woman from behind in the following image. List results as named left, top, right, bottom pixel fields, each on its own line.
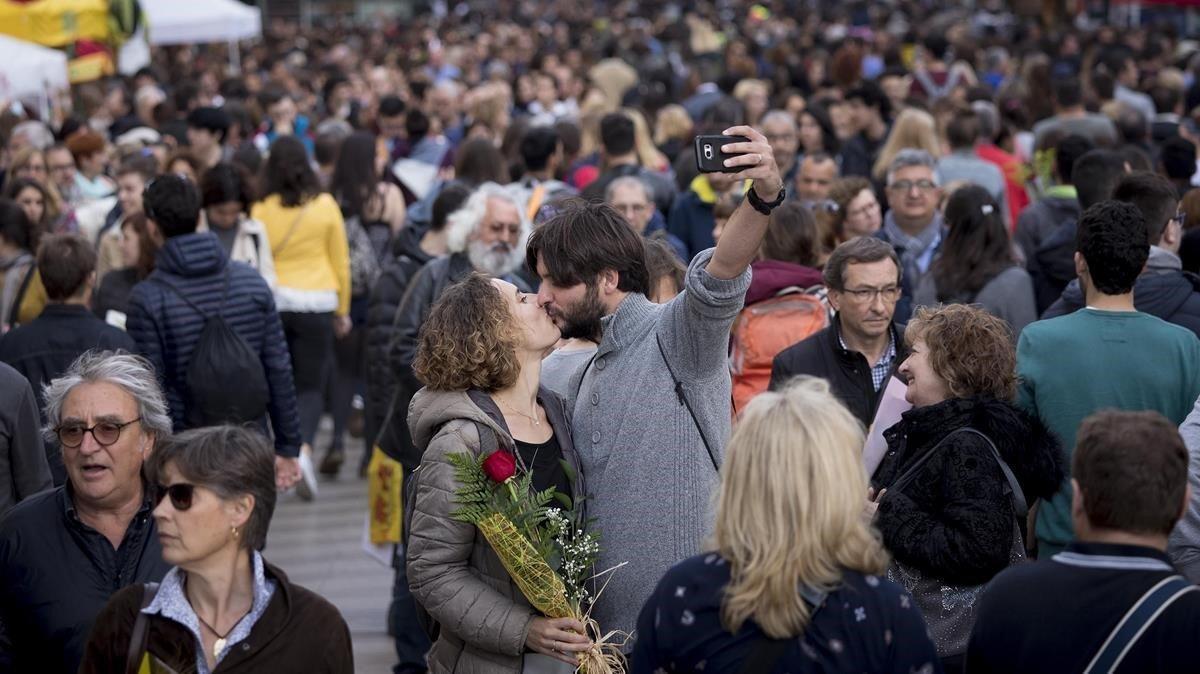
left=631, top=377, right=938, bottom=674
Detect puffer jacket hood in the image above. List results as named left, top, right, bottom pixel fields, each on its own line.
left=408, top=388, right=513, bottom=454
left=155, top=232, right=227, bottom=278
left=890, top=396, right=1066, bottom=502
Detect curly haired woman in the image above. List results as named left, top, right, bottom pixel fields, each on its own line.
left=870, top=304, right=1065, bottom=672
left=406, top=273, right=592, bottom=673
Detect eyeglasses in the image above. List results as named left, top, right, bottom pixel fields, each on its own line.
left=56, top=418, right=141, bottom=448
left=848, top=202, right=881, bottom=219
left=887, top=179, right=937, bottom=193
left=1174, top=212, right=1188, bottom=228
left=840, top=285, right=901, bottom=303
left=156, top=483, right=196, bottom=511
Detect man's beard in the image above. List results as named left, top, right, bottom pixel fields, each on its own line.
left=467, top=239, right=523, bottom=277
left=551, top=283, right=606, bottom=343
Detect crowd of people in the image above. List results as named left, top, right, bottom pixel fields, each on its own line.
left=2, top=0, right=1200, bottom=672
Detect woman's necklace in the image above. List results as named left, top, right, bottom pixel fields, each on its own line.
left=195, top=606, right=251, bottom=660
left=497, top=399, right=542, bottom=427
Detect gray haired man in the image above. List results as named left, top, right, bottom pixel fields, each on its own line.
left=0, top=350, right=172, bottom=674
left=876, top=149, right=945, bottom=322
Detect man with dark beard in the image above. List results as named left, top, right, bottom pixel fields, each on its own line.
left=527, top=125, right=783, bottom=639
left=384, top=183, right=530, bottom=479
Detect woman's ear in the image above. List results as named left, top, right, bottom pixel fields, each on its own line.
left=227, top=494, right=255, bottom=529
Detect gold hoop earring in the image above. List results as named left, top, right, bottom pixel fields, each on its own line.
left=231, top=525, right=239, bottom=539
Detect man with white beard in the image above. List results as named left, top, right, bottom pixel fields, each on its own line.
left=385, top=183, right=531, bottom=470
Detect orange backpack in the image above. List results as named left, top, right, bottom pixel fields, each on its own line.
left=730, top=286, right=830, bottom=417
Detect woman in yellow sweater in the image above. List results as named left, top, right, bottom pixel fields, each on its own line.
left=251, top=136, right=351, bottom=499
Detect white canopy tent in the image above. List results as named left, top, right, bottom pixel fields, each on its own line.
left=0, top=34, right=69, bottom=103
left=137, top=0, right=261, bottom=71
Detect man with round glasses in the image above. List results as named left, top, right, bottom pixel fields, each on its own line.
left=0, top=350, right=171, bottom=674
left=770, top=237, right=908, bottom=426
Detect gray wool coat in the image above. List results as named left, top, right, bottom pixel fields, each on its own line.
left=566, top=248, right=751, bottom=638
left=406, top=387, right=586, bottom=674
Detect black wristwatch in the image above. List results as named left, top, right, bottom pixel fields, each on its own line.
left=746, top=185, right=786, bottom=215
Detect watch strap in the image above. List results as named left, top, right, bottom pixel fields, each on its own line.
left=747, top=186, right=786, bottom=215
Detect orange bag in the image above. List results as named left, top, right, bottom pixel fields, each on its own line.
left=730, top=287, right=830, bottom=417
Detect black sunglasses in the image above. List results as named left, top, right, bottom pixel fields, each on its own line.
left=156, top=483, right=196, bottom=511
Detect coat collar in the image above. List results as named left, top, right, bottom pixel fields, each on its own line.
left=597, top=292, right=657, bottom=357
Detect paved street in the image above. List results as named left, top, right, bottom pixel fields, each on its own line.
left=265, top=430, right=396, bottom=673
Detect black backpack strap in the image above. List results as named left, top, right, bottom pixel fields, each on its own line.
left=148, top=276, right=209, bottom=318
left=655, top=332, right=719, bottom=473
left=125, top=582, right=160, bottom=674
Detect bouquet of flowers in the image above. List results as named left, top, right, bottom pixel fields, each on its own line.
left=448, top=448, right=625, bottom=673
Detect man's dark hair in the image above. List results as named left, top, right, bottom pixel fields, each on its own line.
left=431, top=182, right=473, bottom=233
left=526, top=199, right=649, bottom=295
left=115, top=154, right=160, bottom=182
left=200, top=162, right=256, bottom=209
left=923, top=34, right=950, bottom=61
left=520, top=126, right=560, bottom=173
left=1112, top=172, right=1178, bottom=245
left=1076, top=200, right=1149, bottom=295
left=1072, top=150, right=1126, bottom=209
left=1151, top=85, right=1182, bottom=115
left=845, top=80, right=892, bottom=120
left=599, top=113, right=636, bottom=157
left=257, top=86, right=289, bottom=110
left=945, top=109, right=981, bottom=150
left=378, top=95, right=406, bottom=119
left=1055, top=134, right=1095, bottom=184
left=1160, top=136, right=1197, bottom=182
left=186, top=107, right=230, bottom=143
left=1112, top=104, right=1148, bottom=144
left=173, top=81, right=200, bottom=113
left=1074, top=410, right=1187, bottom=537
left=37, top=233, right=96, bottom=301
left=1052, top=77, right=1084, bottom=109
left=144, top=174, right=202, bottom=239
left=314, top=130, right=346, bottom=167
left=1119, top=144, right=1154, bottom=172
left=405, top=108, right=430, bottom=141
left=455, top=138, right=509, bottom=185
left=822, top=236, right=901, bottom=291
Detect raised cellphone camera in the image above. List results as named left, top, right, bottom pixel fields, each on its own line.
left=694, top=134, right=749, bottom=174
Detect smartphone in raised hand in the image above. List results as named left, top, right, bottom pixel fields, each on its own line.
left=694, top=134, right=750, bottom=173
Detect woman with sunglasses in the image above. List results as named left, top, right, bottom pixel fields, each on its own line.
left=80, top=425, right=354, bottom=673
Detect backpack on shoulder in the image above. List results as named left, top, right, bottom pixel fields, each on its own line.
left=730, top=286, right=830, bottom=416
left=152, top=271, right=270, bottom=427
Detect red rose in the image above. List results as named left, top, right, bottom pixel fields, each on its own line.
left=482, top=450, right=517, bottom=483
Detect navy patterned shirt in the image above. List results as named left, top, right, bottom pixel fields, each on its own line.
left=631, top=552, right=941, bottom=674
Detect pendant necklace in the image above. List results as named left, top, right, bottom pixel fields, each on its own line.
left=499, top=400, right=541, bottom=427
left=196, top=608, right=250, bottom=660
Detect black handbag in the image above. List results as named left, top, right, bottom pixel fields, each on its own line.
left=883, top=427, right=1027, bottom=658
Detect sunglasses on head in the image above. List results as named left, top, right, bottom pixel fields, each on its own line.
left=156, top=483, right=196, bottom=511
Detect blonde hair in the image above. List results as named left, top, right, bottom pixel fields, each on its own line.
left=622, top=108, right=668, bottom=172
left=872, top=108, right=941, bottom=179
left=654, top=104, right=693, bottom=146
left=733, top=78, right=770, bottom=103
left=578, top=89, right=616, bottom=157
left=713, top=377, right=888, bottom=639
